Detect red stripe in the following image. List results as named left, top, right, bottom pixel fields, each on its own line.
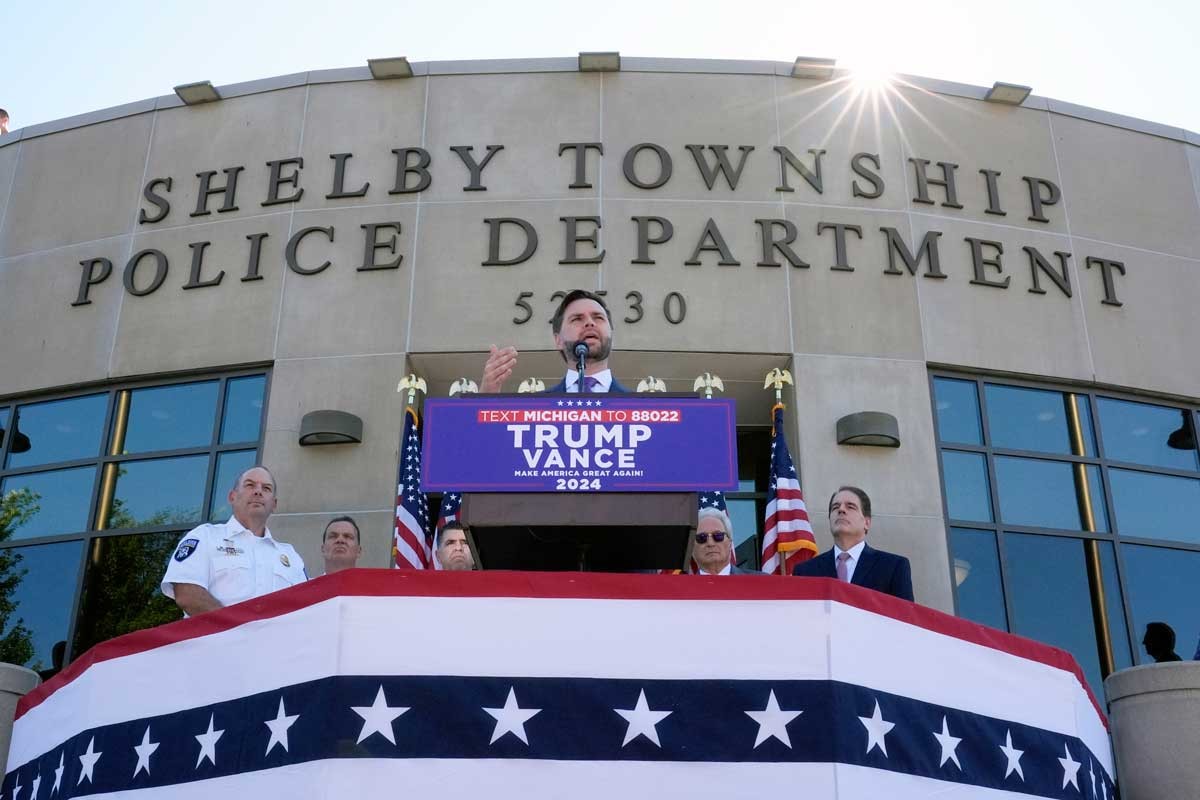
left=17, top=570, right=1107, bottom=727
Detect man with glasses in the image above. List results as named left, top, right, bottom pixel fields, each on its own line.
left=435, top=521, right=476, bottom=571
left=693, top=507, right=761, bottom=576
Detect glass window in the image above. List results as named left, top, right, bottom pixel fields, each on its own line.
left=1097, top=397, right=1199, bottom=471
left=0, top=540, right=85, bottom=673
left=941, top=451, right=993, bottom=522
left=934, top=378, right=983, bottom=445
left=727, top=499, right=759, bottom=569
left=985, top=385, right=1081, bottom=455
left=6, top=394, right=107, bottom=469
left=122, top=382, right=219, bottom=454
left=1097, top=542, right=1133, bottom=672
left=1, top=467, right=96, bottom=539
left=0, top=407, right=9, bottom=453
left=950, top=528, right=1007, bottom=631
left=1108, top=469, right=1200, bottom=545
left=1003, top=533, right=1106, bottom=700
left=105, top=456, right=208, bottom=529
left=994, top=457, right=1108, bottom=531
left=72, top=532, right=183, bottom=657
left=1120, top=544, right=1200, bottom=665
left=220, top=375, right=267, bottom=445
left=209, top=450, right=258, bottom=522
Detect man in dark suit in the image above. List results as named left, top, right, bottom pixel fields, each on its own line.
left=481, top=289, right=630, bottom=393
left=792, top=486, right=913, bottom=601
left=693, top=508, right=762, bottom=576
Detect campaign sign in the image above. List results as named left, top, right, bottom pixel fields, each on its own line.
left=422, top=395, right=737, bottom=492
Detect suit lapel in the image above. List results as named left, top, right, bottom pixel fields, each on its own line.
left=851, top=543, right=879, bottom=588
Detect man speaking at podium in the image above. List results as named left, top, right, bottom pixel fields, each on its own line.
left=481, top=289, right=631, bottom=393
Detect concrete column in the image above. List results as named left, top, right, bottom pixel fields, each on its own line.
left=0, top=663, right=39, bottom=774
left=1105, top=662, right=1200, bottom=800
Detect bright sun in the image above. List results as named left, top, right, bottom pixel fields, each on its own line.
left=843, top=55, right=895, bottom=95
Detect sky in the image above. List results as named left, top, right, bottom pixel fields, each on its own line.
left=2, top=0, right=1198, bottom=135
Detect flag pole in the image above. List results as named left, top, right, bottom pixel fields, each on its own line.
left=763, top=368, right=794, bottom=576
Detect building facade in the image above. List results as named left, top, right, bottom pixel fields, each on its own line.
left=0, top=57, right=1197, bottom=698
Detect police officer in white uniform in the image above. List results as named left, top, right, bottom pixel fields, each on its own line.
left=161, top=465, right=307, bottom=615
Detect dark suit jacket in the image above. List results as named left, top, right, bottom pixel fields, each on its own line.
left=546, top=375, right=631, bottom=393
left=792, top=543, right=914, bottom=602
left=731, top=564, right=766, bottom=576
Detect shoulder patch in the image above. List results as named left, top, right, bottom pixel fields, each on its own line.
left=174, top=538, right=200, bottom=562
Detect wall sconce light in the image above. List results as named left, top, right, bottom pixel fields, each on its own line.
left=791, top=57, right=836, bottom=81
left=173, top=81, right=222, bottom=105
left=836, top=411, right=900, bottom=448
left=299, top=410, right=363, bottom=446
left=368, top=57, right=414, bottom=79
left=954, top=558, right=971, bottom=587
left=578, top=52, right=620, bottom=72
left=984, top=82, right=1032, bottom=105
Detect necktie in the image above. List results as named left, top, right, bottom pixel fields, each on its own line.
left=583, top=376, right=601, bottom=393
left=836, top=551, right=851, bottom=583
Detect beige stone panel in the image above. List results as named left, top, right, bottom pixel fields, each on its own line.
left=600, top=72, right=780, bottom=202
left=1078, top=243, right=1200, bottom=398
left=774, top=77, right=908, bottom=210
left=274, top=205, right=418, bottom=359
left=789, top=354, right=943, bottom=519
left=108, top=213, right=291, bottom=379
left=0, top=143, right=21, bottom=251
left=422, top=73, right=602, bottom=202
left=295, top=80, right=427, bottom=211
left=261, top=353, right=407, bottom=514
left=601, top=200, right=791, bottom=353
left=268, top=510, right=396, bottom=573
left=891, top=87, right=1067, bottom=233
left=0, top=238, right=127, bottom=397
left=914, top=217, right=1093, bottom=381
left=1, top=115, right=153, bottom=257
left=408, top=199, right=603, bottom=353
left=1050, top=113, right=1200, bottom=257
left=782, top=205, right=924, bottom=359
left=139, top=88, right=306, bottom=230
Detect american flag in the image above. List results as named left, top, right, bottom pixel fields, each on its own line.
left=392, top=406, right=431, bottom=570
left=431, top=492, right=463, bottom=570
left=761, top=403, right=817, bottom=575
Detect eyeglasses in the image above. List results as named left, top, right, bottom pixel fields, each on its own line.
left=694, top=531, right=727, bottom=544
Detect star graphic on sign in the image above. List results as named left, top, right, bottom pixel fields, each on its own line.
left=77, top=737, right=102, bottom=785
left=1058, top=742, right=1081, bottom=790
left=594, top=400, right=602, bottom=406
left=999, top=729, right=1024, bottom=780
left=745, top=690, right=803, bottom=748
left=52, top=752, right=64, bottom=794
left=265, top=698, right=301, bottom=755
left=858, top=700, right=895, bottom=756
left=132, top=726, right=159, bottom=777
left=483, top=687, right=541, bottom=745
left=195, top=714, right=224, bottom=767
left=556, top=400, right=564, bottom=406
left=614, top=689, right=673, bottom=747
left=352, top=686, right=410, bottom=745
left=30, top=773, right=41, bottom=799
left=932, top=715, right=962, bottom=769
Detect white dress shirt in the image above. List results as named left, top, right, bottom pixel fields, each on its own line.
left=834, top=539, right=867, bottom=584
left=563, top=369, right=613, bottom=393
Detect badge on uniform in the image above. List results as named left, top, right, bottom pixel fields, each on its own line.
left=174, top=538, right=200, bottom=562
left=280, top=554, right=290, bottom=567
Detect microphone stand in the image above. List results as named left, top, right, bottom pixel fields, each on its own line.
left=574, top=342, right=588, bottom=393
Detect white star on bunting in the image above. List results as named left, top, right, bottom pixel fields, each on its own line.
left=999, top=729, right=1024, bottom=780
left=614, top=689, right=673, bottom=747
left=265, top=698, right=301, bottom=755
left=11, top=776, right=20, bottom=800
left=745, top=690, right=803, bottom=748
left=132, top=726, right=159, bottom=777
left=351, top=686, right=409, bottom=745
left=77, top=737, right=102, bottom=785
left=194, top=715, right=224, bottom=767
left=932, top=715, right=962, bottom=769
left=30, top=774, right=41, bottom=800
left=858, top=700, right=895, bottom=756
left=483, top=687, right=541, bottom=745
left=52, top=752, right=64, bottom=795
left=1088, top=760, right=1097, bottom=797
left=1058, top=742, right=1082, bottom=790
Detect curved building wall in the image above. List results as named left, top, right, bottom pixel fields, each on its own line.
left=0, top=59, right=1198, bottom=679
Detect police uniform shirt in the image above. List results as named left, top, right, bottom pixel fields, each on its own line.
left=161, top=517, right=307, bottom=608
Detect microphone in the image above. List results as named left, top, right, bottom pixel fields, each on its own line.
left=573, top=342, right=588, bottom=392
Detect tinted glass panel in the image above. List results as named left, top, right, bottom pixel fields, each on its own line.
left=1, top=467, right=96, bottom=539
left=728, top=499, right=760, bottom=570
left=1108, top=469, right=1200, bottom=544
left=0, top=540, right=85, bottom=672
left=209, top=450, right=258, bottom=522
left=934, top=378, right=982, bottom=445
left=1098, top=541, right=1133, bottom=672
left=1004, top=533, right=1105, bottom=700
left=1074, top=396, right=1098, bottom=458
left=985, top=385, right=1079, bottom=455
left=72, top=531, right=183, bottom=656
left=220, top=376, right=267, bottom=445
left=1121, top=544, right=1200, bottom=665
left=106, top=456, right=207, bottom=529
left=6, top=394, right=107, bottom=469
left=1097, top=397, right=1199, bottom=471
left=942, top=451, right=992, bottom=522
left=995, top=457, right=1107, bottom=531
left=122, top=382, right=219, bottom=454
left=0, top=407, right=9, bottom=453
left=950, top=528, right=1007, bottom=631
